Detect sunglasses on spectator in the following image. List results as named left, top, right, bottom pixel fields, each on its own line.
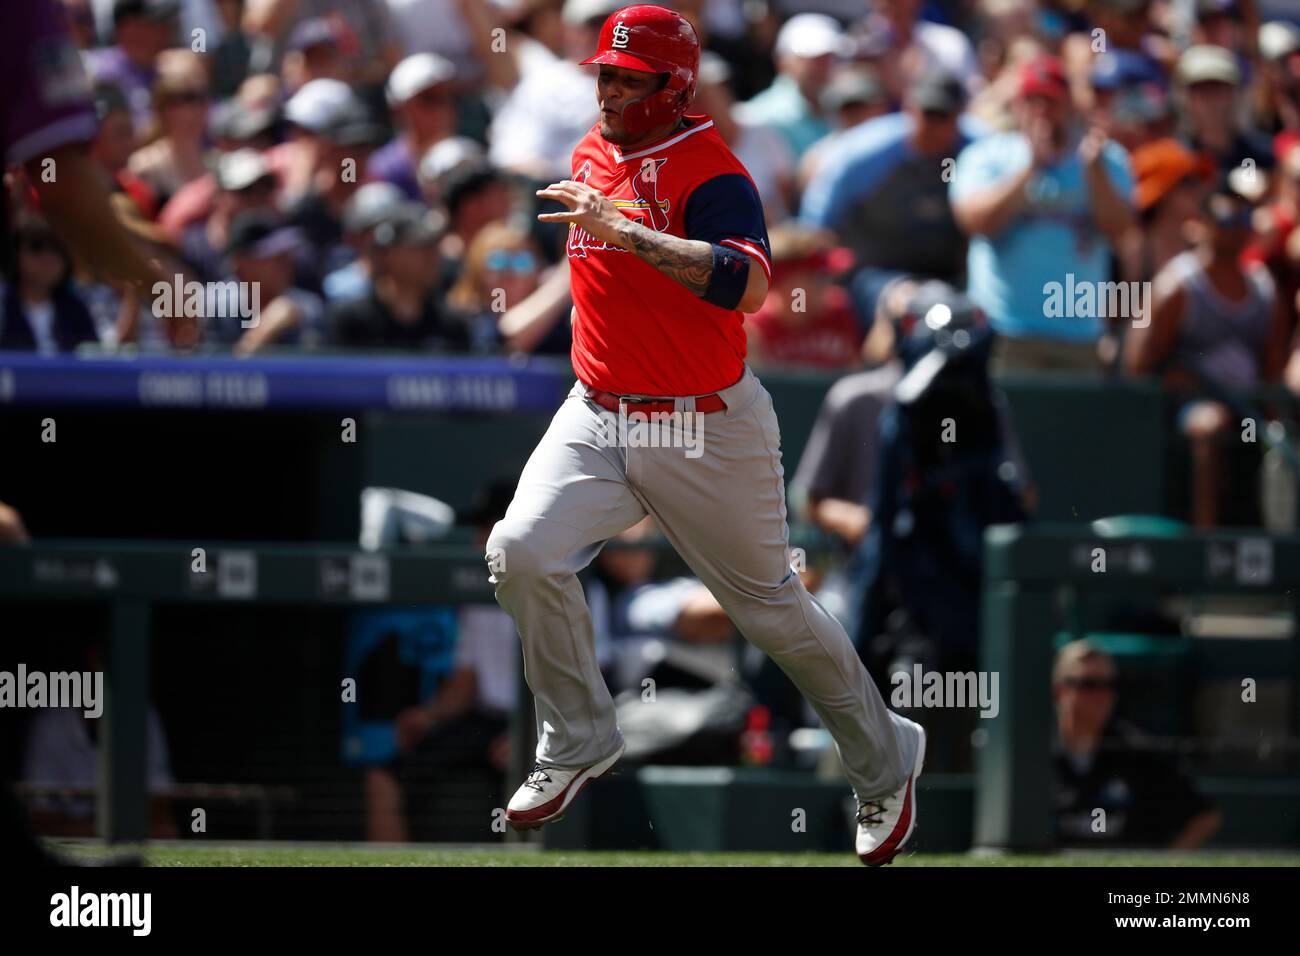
left=1061, top=677, right=1115, bottom=692
left=484, top=249, right=537, bottom=274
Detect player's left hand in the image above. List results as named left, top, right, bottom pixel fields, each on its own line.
left=537, top=180, right=629, bottom=248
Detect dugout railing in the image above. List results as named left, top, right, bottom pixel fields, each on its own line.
left=3, top=523, right=1299, bottom=848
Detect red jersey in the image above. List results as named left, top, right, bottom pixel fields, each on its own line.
left=565, top=114, right=772, bottom=396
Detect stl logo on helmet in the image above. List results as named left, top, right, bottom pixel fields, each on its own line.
left=611, top=22, right=631, bottom=48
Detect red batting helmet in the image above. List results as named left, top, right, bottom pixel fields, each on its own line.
left=581, top=5, right=700, bottom=139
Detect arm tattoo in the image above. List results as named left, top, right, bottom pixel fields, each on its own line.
left=616, top=219, right=714, bottom=297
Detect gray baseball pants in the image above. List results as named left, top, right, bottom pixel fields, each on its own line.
left=485, top=364, right=919, bottom=800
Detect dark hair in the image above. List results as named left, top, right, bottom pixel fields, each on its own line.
left=10, top=212, right=75, bottom=293
left=444, top=163, right=506, bottom=219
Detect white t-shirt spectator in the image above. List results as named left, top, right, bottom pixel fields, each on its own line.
left=454, top=604, right=520, bottom=714
left=489, top=39, right=597, bottom=179
left=22, top=706, right=173, bottom=818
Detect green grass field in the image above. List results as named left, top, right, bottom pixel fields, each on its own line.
left=50, top=842, right=1300, bottom=867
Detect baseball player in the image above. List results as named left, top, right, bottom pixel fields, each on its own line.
left=486, top=4, right=925, bottom=865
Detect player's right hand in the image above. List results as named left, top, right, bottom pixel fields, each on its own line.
left=536, top=180, right=629, bottom=249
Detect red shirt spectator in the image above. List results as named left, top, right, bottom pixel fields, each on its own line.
left=745, top=228, right=861, bottom=370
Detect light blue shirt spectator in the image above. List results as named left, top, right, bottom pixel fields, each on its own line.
left=737, top=75, right=832, bottom=160
left=950, top=131, right=1135, bottom=342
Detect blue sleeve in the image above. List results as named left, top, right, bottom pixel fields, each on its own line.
left=799, top=113, right=910, bottom=229
left=798, top=158, right=843, bottom=229
left=949, top=136, right=1016, bottom=203
left=684, top=173, right=771, bottom=276
left=1100, top=140, right=1135, bottom=206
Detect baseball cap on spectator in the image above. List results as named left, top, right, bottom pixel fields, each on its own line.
left=321, top=103, right=388, bottom=147
left=1260, top=21, right=1300, bottom=62
left=775, top=14, right=852, bottom=60
left=386, top=53, right=456, bottom=109
left=418, top=136, right=488, bottom=185
left=1130, top=138, right=1213, bottom=212
left=907, top=71, right=965, bottom=114
left=561, top=0, right=624, bottom=26
left=1176, top=45, right=1241, bottom=86
left=284, top=78, right=355, bottom=134
left=441, top=161, right=506, bottom=219
left=698, top=51, right=732, bottom=87
left=1090, top=50, right=1165, bottom=91
left=288, top=17, right=338, bottom=53
left=342, top=182, right=408, bottom=235
left=225, top=211, right=303, bottom=258
left=210, top=99, right=280, bottom=144
left=821, top=69, right=886, bottom=114
left=1019, top=54, right=1069, bottom=99
left=1111, top=82, right=1171, bottom=124
left=372, top=207, right=447, bottom=248
left=112, top=0, right=180, bottom=22
left=215, top=148, right=276, bottom=192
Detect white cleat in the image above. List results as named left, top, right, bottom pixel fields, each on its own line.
left=855, top=721, right=926, bottom=866
left=505, top=743, right=625, bottom=830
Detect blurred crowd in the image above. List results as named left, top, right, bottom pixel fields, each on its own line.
left=0, top=0, right=1297, bottom=383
